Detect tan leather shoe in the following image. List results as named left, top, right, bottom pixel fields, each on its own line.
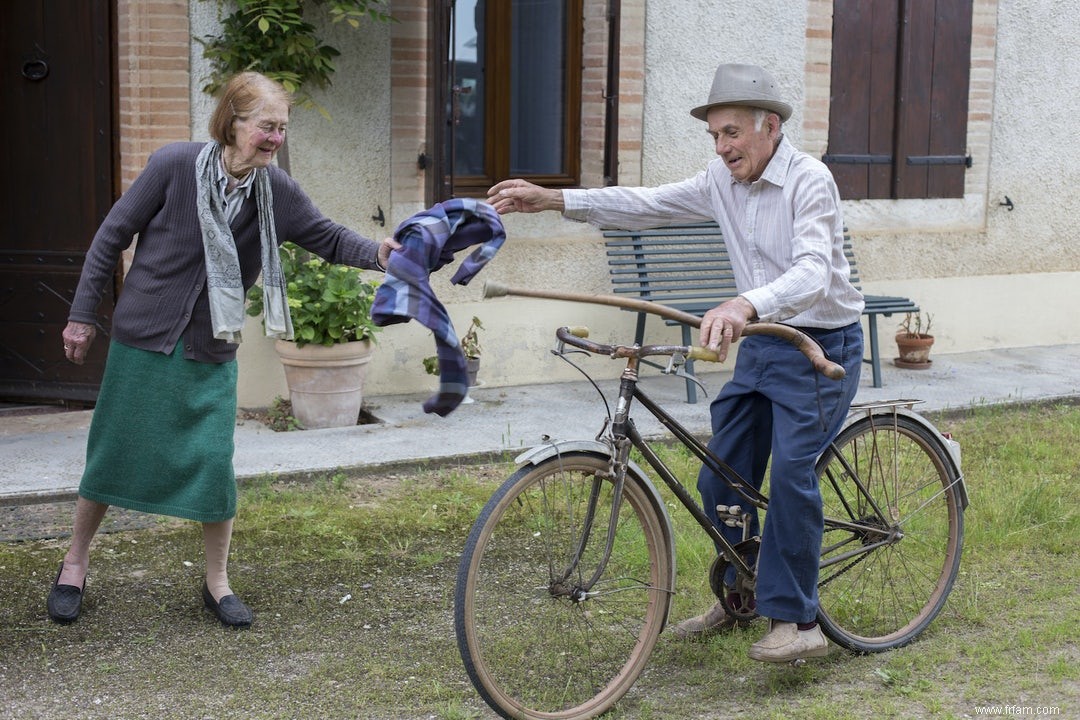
left=668, top=600, right=748, bottom=640
left=747, top=620, right=829, bottom=663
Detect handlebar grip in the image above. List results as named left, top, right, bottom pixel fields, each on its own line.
left=687, top=346, right=721, bottom=363
left=567, top=326, right=590, bottom=338
left=483, top=280, right=511, bottom=299
left=819, top=359, right=846, bottom=381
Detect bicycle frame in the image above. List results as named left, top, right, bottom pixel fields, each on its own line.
left=547, top=347, right=761, bottom=594
left=548, top=339, right=948, bottom=602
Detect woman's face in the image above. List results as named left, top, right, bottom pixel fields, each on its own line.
left=226, top=99, right=289, bottom=176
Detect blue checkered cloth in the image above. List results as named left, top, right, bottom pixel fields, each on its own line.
left=372, top=199, right=506, bottom=416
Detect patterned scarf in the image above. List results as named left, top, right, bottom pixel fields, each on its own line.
left=195, top=141, right=293, bottom=343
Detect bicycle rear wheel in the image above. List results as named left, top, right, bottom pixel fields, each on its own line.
left=455, top=452, right=674, bottom=720
left=816, top=413, right=964, bottom=653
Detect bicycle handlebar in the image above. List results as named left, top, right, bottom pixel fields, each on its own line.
left=485, top=281, right=845, bottom=381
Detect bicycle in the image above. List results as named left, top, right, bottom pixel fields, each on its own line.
left=454, top=286, right=968, bottom=720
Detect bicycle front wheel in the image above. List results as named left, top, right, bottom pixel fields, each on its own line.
left=816, top=413, right=964, bottom=653
left=455, top=452, right=674, bottom=720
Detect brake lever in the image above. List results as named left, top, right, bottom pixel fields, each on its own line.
left=663, top=352, right=710, bottom=397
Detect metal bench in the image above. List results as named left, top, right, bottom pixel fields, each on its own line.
left=603, top=223, right=917, bottom=401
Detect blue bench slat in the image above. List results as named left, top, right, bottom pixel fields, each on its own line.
left=603, top=222, right=917, bottom=397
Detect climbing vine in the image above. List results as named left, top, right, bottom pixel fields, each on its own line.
left=199, top=0, right=393, bottom=114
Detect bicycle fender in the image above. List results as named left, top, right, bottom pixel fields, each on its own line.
left=514, top=441, right=664, bottom=503
left=513, top=439, right=617, bottom=467
left=513, top=441, right=669, bottom=514
left=513, top=439, right=678, bottom=593
left=842, top=406, right=970, bottom=511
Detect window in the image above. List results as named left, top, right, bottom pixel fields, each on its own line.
left=433, top=0, right=584, bottom=199
left=824, top=0, right=973, bottom=200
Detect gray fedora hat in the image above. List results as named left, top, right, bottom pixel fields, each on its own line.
left=690, top=63, right=792, bottom=122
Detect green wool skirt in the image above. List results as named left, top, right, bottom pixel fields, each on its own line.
left=79, top=340, right=239, bottom=523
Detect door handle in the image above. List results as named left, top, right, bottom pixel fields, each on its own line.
left=22, top=59, right=49, bottom=81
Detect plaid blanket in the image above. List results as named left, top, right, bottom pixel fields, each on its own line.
left=372, top=199, right=505, bottom=416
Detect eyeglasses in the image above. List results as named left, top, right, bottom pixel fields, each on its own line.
left=235, top=116, right=287, bottom=137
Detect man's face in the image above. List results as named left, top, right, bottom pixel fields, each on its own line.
left=706, top=106, right=780, bottom=183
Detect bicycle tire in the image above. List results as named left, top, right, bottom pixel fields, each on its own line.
left=455, top=452, right=674, bottom=720
left=815, top=413, right=964, bottom=653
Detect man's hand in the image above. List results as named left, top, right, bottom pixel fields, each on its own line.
left=62, top=321, right=97, bottom=365
left=698, top=296, right=757, bottom=362
left=486, top=179, right=565, bottom=215
left=377, top=236, right=402, bottom=270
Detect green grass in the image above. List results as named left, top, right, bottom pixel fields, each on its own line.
left=0, top=403, right=1077, bottom=719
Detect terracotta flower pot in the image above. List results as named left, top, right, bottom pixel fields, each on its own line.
left=274, top=339, right=373, bottom=429
left=894, top=333, right=934, bottom=368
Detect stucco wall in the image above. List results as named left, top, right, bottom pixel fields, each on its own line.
left=985, top=0, right=1080, bottom=274
left=187, top=1, right=1080, bottom=409
left=638, top=0, right=808, bottom=185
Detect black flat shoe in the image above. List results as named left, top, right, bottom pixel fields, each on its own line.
left=202, top=582, right=253, bottom=628
left=47, top=562, right=85, bottom=624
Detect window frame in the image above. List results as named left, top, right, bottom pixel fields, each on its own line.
left=431, top=0, right=584, bottom=200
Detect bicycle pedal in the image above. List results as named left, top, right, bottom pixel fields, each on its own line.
left=717, top=504, right=745, bottom=528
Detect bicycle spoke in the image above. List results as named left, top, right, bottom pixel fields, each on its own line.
left=456, top=454, right=672, bottom=719
left=816, top=413, right=963, bottom=651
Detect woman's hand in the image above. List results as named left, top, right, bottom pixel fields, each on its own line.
left=377, top=237, right=402, bottom=270
left=486, top=179, right=565, bottom=215
left=62, top=322, right=97, bottom=365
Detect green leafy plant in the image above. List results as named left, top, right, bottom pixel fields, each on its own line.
left=460, top=316, right=484, bottom=359
left=423, top=316, right=484, bottom=376
left=898, top=311, right=934, bottom=338
left=199, top=0, right=394, bottom=114
left=246, top=242, right=380, bottom=347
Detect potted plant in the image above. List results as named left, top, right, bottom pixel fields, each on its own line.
left=894, top=311, right=934, bottom=369
left=246, top=242, right=381, bottom=429
left=423, top=316, right=484, bottom=387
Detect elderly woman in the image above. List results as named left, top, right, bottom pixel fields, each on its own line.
left=48, top=72, right=396, bottom=628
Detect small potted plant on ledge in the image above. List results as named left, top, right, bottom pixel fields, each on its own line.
left=246, top=242, right=381, bottom=429
left=895, top=311, right=934, bottom=369
left=423, top=316, right=484, bottom=387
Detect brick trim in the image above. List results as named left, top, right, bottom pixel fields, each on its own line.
left=116, top=0, right=192, bottom=193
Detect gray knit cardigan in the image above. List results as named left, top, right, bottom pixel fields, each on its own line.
left=69, top=142, right=381, bottom=363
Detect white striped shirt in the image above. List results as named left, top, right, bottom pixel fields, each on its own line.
left=563, top=135, right=864, bottom=329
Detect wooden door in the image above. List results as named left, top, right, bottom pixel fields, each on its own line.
left=0, top=0, right=117, bottom=403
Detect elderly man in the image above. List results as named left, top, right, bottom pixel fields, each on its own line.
left=487, top=63, right=864, bottom=663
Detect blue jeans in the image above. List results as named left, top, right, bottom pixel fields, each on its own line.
left=696, top=323, right=863, bottom=624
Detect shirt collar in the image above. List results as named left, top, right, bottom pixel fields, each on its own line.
left=215, top=156, right=257, bottom=198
